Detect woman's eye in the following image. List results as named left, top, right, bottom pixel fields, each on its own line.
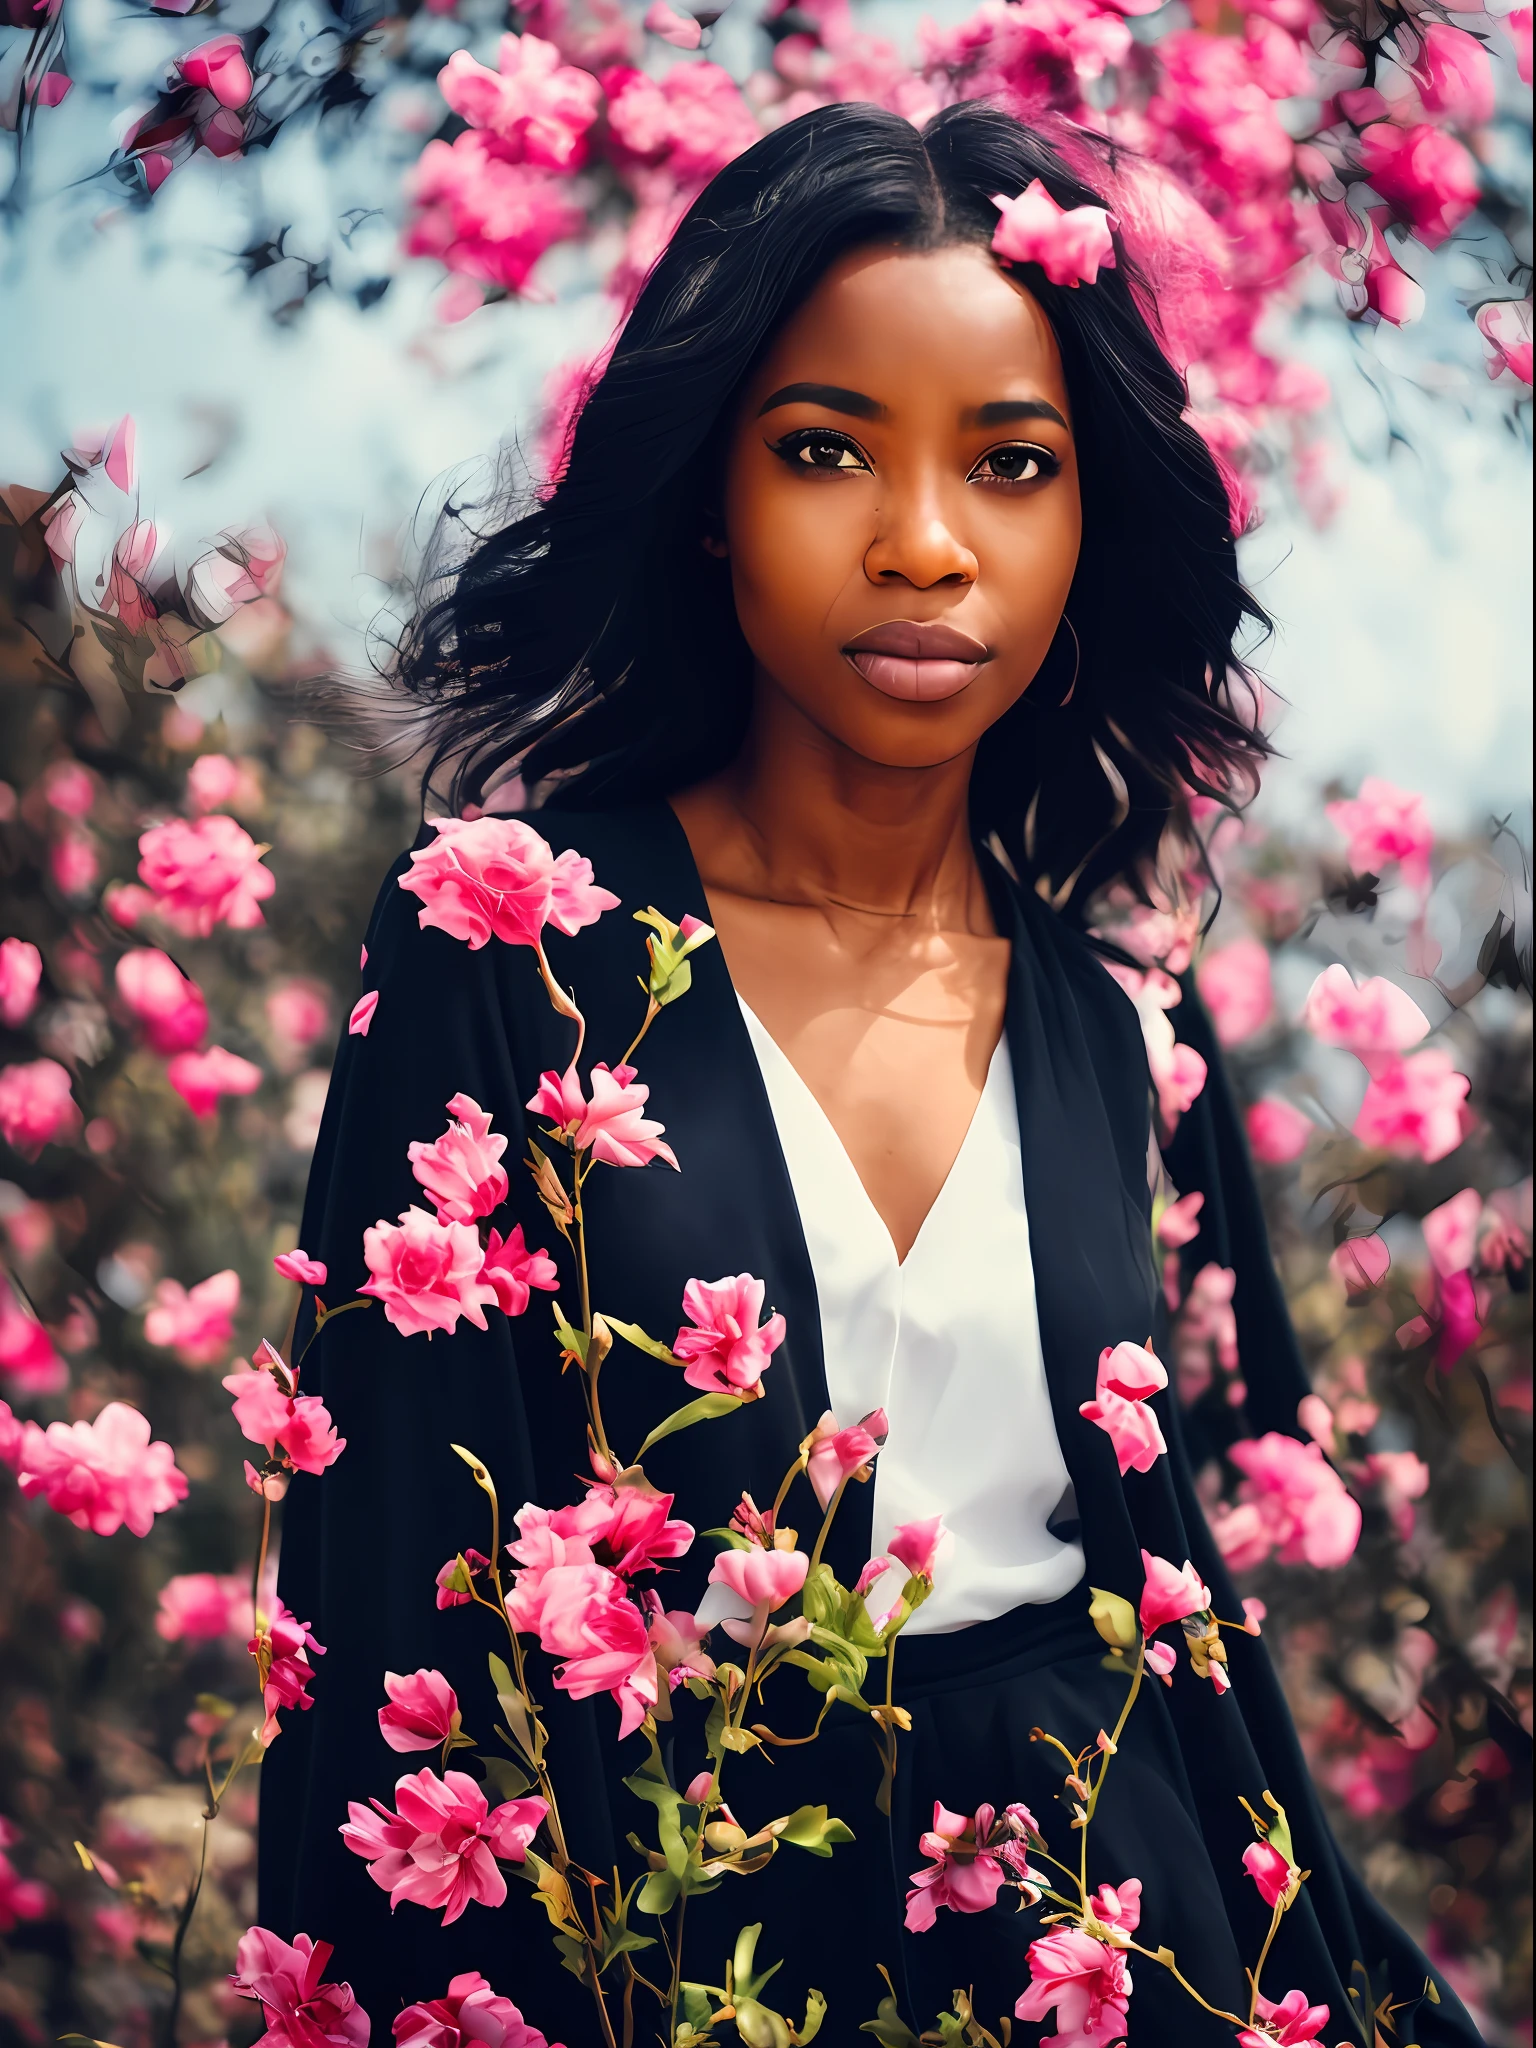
left=970, top=444, right=1059, bottom=486
left=771, top=431, right=870, bottom=473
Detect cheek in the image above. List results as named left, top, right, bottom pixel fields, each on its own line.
left=723, top=465, right=863, bottom=648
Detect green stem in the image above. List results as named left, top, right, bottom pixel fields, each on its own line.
left=1246, top=1899, right=1285, bottom=2023
left=163, top=1810, right=210, bottom=2048
left=668, top=1886, right=688, bottom=2045
left=1125, top=1939, right=1246, bottom=2027
left=807, top=1474, right=850, bottom=1572
left=294, top=1295, right=372, bottom=1367
left=620, top=996, right=661, bottom=1071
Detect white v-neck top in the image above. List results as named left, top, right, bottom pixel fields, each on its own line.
left=738, top=1000, right=1085, bottom=1634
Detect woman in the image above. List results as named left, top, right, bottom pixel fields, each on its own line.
left=260, top=103, right=1481, bottom=2043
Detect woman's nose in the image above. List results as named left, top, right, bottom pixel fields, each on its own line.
left=863, top=485, right=978, bottom=590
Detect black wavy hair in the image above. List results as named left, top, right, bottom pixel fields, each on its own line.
left=394, top=99, right=1272, bottom=911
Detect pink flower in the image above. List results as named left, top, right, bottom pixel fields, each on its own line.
left=17, top=1400, right=188, bottom=1536
left=435, top=1549, right=489, bottom=1609
left=137, top=815, right=275, bottom=936
left=1236, top=1988, right=1332, bottom=2046
left=1329, top=1234, right=1390, bottom=1297
left=1324, top=778, right=1433, bottom=895
left=394, top=1970, right=559, bottom=2048
left=1080, top=1341, right=1168, bottom=1477
left=904, top=1803, right=1008, bottom=1931
left=1353, top=1050, right=1470, bottom=1164
left=379, top=1668, right=462, bottom=1753
left=1360, top=121, right=1480, bottom=249
left=1246, top=1097, right=1313, bottom=1164
left=399, top=818, right=618, bottom=952
left=887, top=1515, right=945, bottom=1584
left=806, top=1407, right=888, bottom=1508
left=644, top=1, right=702, bottom=48
left=672, top=1272, right=786, bottom=1395
left=990, top=180, right=1117, bottom=287
left=42, top=760, right=94, bottom=818
left=361, top=1207, right=499, bottom=1338
left=266, top=980, right=330, bottom=1053
left=1014, top=1925, right=1132, bottom=2044
left=1102, top=963, right=1207, bottom=1130
left=1411, top=21, right=1495, bottom=127
left=1196, top=937, right=1273, bottom=1047
left=438, top=34, right=601, bottom=170
left=0, top=1059, right=79, bottom=1155
left=229, top=1927, right=368, bottom=2047
left=274, top=1249, right=327, bottom=1286
left=1145, top=1639, right=1177, bottom=1684
left=1228, top=1432, right=1362, bottom=1569
left=144, top=1268, right=240, bottom=1365
left=1423, top=1187, right=1481, bottom=1279
left=409, top=1093, right=510, bottom=1223
left=547, top=1483, right=693, bottom=1581
left=647, top=1604, right=716, bottom=1690
left=167, top=1045, right=263, bottom=1118
left=156, top=1571, right=248, bottom=1642
left=527, top=1062, right=678, bottom=1170
left=708, top=1545, right=809, bottom=1612
left=185, top=752, right=243, bottom=812
left=405, top=137, right=583, bottom=298
left=178, top=31, right=251, bottom=107
left=349, top=990, right=378, bottom=1037
left=1138, top=1551, right=1210, bottom=1635
left=115, top=948, right=208, bottom=1054
left=253, top=1596, right=325, bottom=1744
left=1475, top=298, right=1533, bottom=384
left=0, top=1285, right=65, bottom=1397
left=519, top=1561, right=660, bottom=1736
left=0, top=939, right=42, bottom=1028
left=1242, top=1838, right=1294, bottom=1909
left=1087, top=1877, right=1141, bottom=1939
left=223, top=1361, right=293, bottom=1445
left=480, top=1225, right=559, bottom=1316
left=1302, top=965, right=1430, bottom=1064
left=1156, top=1191, right=1204, bottom=1249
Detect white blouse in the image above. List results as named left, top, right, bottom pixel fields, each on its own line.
left=738, top=999, right=1085, bottom=1634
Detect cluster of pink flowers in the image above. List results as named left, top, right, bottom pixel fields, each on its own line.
left=143, top=1267, right=241, bottom=1365
left=341, top=1768, right=548, bottom=1922
left=1212, top=1432, right=1362, bottom=1573
left=1101, top=962, right=1208, bottom=1134
left=5, top=1399, right=188, bottom=1537
left=224, top=1343, right=346, bottom=1486
left=136, top=814, right=276, bottom=936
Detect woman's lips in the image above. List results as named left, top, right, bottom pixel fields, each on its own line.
left=841, top=620, right=991, bottom=703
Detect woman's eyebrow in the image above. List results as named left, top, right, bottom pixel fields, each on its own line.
left=968, top=398, right=1069, bottom=429
left=756, top=382, right=886, bottom=419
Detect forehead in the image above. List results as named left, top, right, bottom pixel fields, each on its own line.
left=745, top=242, right=1071, bottom=417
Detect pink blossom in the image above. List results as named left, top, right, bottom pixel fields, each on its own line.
left=137, top=815, right=275, bottom=936
left=1410, top=21, right=1494, bottom=128
left=167, top=1044, right=262, bottom=1118
left=0, top=1822, right=51, bottom=1932
left=644, top=1, right=701, bottom=48
left=888, top=1515, right=945, bottom=1584
left=1087, top=1877, right=1141, bottom=1938
left=253, top=1596, right=325, bottom=1744
left=229, top=1926, right=369, bottom=2047
left=1242, top=1837, right=1294, bottom=1908
left=41, top=760, right=94, bottom=818
left=708, top=1545, right=808, bottom=1611
left=480, top=1225, right=559, bottom=1316
left=1080, top=1340, right=1168, bottom=1477
left=522, top=1563, right=660, bottom=1735
left=436, top=1549, right=489, bottom=1609
left=1246, top=1097, right=1313, bottom=1164
left=225, top=1366, right=344, bottom=1477
left=1324, top=778, right=1433, bottom=894
left=672, top=1272, right=785, bottom=1395
left=1014, top=1925, right=1132, bottom=2044
left=144, top=1268, right=240, bottom=1364
left=394, top=1971, right=559, bottom=2048
left=379, top=1668, right=462, bottom=1753
left=549, top=1482, right=693, bottom=1580
left=1196, top=936, right=1273, bottom=1046
left=1172, top=1261, right=1238, bottom=1403
left=155, top=1571, right=247, bottom=1642
left=438, top=34, right=601, bottom=170
left=1301, top=964, right=1429, bottom=1062
left=1139, top=1552, right=1210, bottom=1636
left=1156, top=1190, right=1204, bottom=1249
left=0, top=938, right=42, bottom=1027
left=990, top=180, right=1117, bottom=287
left=1102, top=963, right=1207, bottom=1130
left=904, top=1803, right=1008, bottom=1931
left=1361, top=121, right=1480, bottom=248
left=0, top=1285, right=66, bottom=1397
left=409, top=1093, right=510, bottom=1224
left=185, top=751, right=243, bottom=812
left=806, top=1406, right=888, bottom=1508
left=274, top=1249, right=327, bottom=1286
left=265, top=980, right=330, bottom=1053
left=0, top=1059, right=79, bottom=1155
left=528, top=1062, right=678, bottom=1170
left=361, top=1207, right=499, bottom=1338
left=603, top=62, right=758, bottom=187
left=115, top=948, right=208, bottom=1054
left=1236, top=1989, right=1332, bottom=2047
left=1475, top=298, right=1533, bottom=384
left=1228, top=1432, right=1362, bottom=1568
left=1329, top=1234, right=1390, bottom=1297
left=400, top=818, right=618, bottom=951
left=178, top=32, right=251, bottom=107
left=348, top=990, right=378, bottom=1037
left=647, top=1604, right=716, bottom=1690
left=405, top=137, right=584, bottom=297
left=1353, top=1050, right=1469, bottom=1164
left=16, top=1400, right=188, bottom=1536
left=1423, top=1187, right=1481, bottom=1279
left=1145, top=1639, right=1177, bottom=1684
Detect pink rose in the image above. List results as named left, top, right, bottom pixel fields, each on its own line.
left=1196, top=937, right=1273, bottom=1047
left=904, top=1803, right=1009, bottom=1931
left=399, top=818, right=617, bottom=952
left=0, top=939, right=42, bottom=1028
left=1014, top=1925, right=1132, bottom=2042
left=806, top=1407, right=888, bottom=1508
left=673, top=1272, right=786, bottom=1396
left=1138, top=1550, right=1210, bottom=1635
left=541, top=1483, right=693, bottom=1581
left=1080, top=1341, right=1168, bottom=1477
left=1302, top=964, right=1429, bottom=1064
left=887, top=1515, right=945, bottom=1584
left=167, top=1046, right=263, bottom=1119
left=1329, top=1234, right=1390, bottom=1297
left=155, top=1571, right=247, bottom=1642
left=274, top=1249, right=327, bottom=1286
left=393, top=1969, right=560, bottom=2048
left=1242, top=1837, right=1294, bottom=1909
left=137, top=814, right=275, bottom=937
left=990, top=180, right=1117, bottom=286
left=379, top=1668, right=462, bottom=1753
left=115, top=948, right=208, bottom=1054
left=17, top=1401, right=188, bottom=1537
left=1353, top=1049, right=1469, bottom=1164
left=229, top=1927, right=368, bottom=2048
left=185, top=752, right=244, bottom=813
left=1246, top=1097, right=1313, bottom=1164
left=144, top=1268, right=240, bottom=1365
left=0, top=1059, right=79, bottom=1155
left=708, top=1545, right=809, bottom=1612
left=223, top=1363, right=295, bottom=1446
left=361, top=1207, right=499, bottom=1338
left=480, top=1225, right=559, bottom=1316
left=409, top=1093, right=510, bottom=1224
left=1323, top=778, right=1434, bottom=894
left=527, top=1062, right=678, bottom=1170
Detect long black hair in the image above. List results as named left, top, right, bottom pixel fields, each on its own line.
left=394, top=99, right=1271, bottom=911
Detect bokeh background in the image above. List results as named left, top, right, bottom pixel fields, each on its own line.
left=0, top=0, right=1531, bottom=2040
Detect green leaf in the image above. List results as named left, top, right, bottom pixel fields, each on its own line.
left=796, top=1989, right=828, bottom=2043
left=775, top=1805, right=855, bottom=1858
left=638, top=1865, right=682, bottom=1916
left=602, top=1316, right=681, bottom=1366
left=623, top=1735, right=689, bottom=1879
left=479, top=1754, right=533, bottom=1800
left=487, top=1652, right=544, bottom=1765
left=552, top=1301, right=588, bottom=1366
left=636, top=1392, right=743, bottom=1459
left=858, top=2002, right=922, bottom=2047
left=680, top=1984, right=719, bottom=2030
left=800, top=1562, right=842, bottom=1630
left=701, top=1525, right=754, bottom=1551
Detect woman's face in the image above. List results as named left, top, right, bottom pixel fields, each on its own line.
left=714, top=240, right=1082, bottom=769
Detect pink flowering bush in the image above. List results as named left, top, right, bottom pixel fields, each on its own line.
left=137, top=814, right=276, bottom=935
left=15, top=1400, right=188, bottom=1536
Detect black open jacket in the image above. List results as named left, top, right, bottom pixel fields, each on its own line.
left=260, top=801, right=1479, bottom=2043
